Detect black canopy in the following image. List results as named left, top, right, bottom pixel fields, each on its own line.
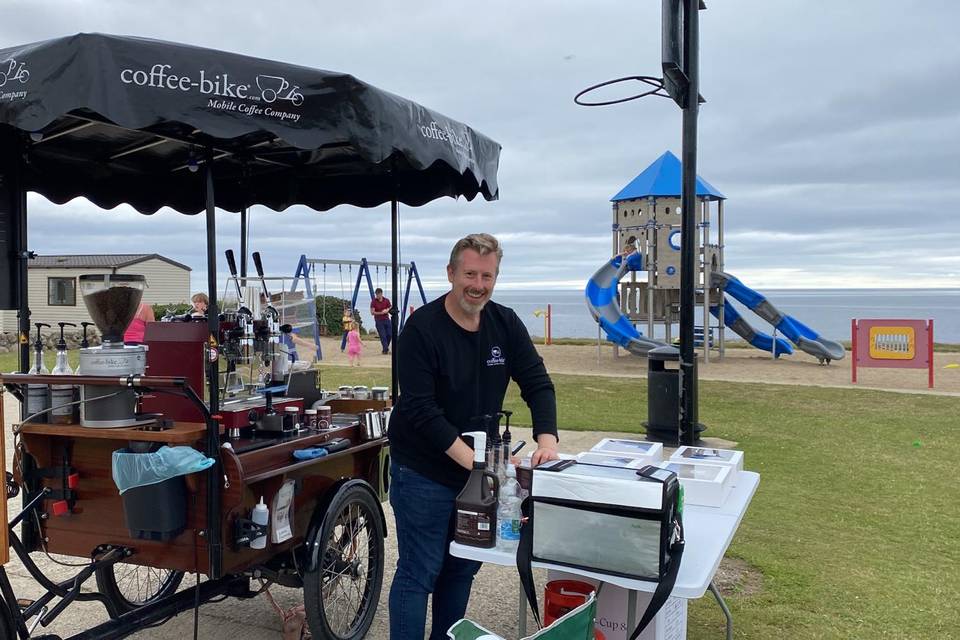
left=2, top=34, right=504, bottom=579
left=0, top=32, right=500, bottom=213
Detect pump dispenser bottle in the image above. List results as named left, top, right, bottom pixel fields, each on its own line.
left=50, top=322, right=77, bottom=424
left=26, top=322, right=51, bottom=423
left=454, top=431, right=500, bottom=548
left=499, top=410, right=513, bottom=482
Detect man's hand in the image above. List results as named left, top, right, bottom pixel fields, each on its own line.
left=446, top=438, right=477, bottom=470
left=530, top=433, right=560, bottom=467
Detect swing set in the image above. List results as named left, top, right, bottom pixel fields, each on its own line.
left=291, top=254, right=428, bottom=357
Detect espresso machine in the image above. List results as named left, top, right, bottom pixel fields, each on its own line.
left=77, top=274, right=148, bottom=428
left=221, top=249, right=254, bottom=398
left=251, top=251, right=290, bottom=385
left=142, top=251, right=303, bottom=438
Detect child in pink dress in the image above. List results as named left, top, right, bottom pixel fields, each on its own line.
left=347, top=326, right=363, bottom=366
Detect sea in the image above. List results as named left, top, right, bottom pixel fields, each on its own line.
left=416, top=288, right=960, bottom=344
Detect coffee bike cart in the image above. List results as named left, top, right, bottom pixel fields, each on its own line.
left=0, top=34, right=500, bottom=639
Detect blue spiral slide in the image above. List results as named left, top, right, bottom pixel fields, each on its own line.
left=585, top=254, right=845, bottom=362
left=584, top=253, right=669, bottom=355
left=710, top=272, right=845, bottom=362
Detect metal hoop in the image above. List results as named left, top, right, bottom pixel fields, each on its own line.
left=574, top=75, right=670, bottom=107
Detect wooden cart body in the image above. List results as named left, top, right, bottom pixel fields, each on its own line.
left=8, top=395, right=389, bottom=575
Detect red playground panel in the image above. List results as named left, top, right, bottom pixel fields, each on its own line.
left=852, top=319, right=934, bottom=388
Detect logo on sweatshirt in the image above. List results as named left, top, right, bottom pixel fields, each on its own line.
left=486, top=346, right=505, bottom=367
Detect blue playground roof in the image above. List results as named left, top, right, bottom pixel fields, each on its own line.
left=611, top=150, right=725, bottom=202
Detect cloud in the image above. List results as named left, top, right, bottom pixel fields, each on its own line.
left=3, top=0, right=958, bottom=296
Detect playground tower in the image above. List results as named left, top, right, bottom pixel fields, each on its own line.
left=611, top=151, right=726, bottom=359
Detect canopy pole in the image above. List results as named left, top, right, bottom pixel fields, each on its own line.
left=240, top=207, right=248, bottom=279
left=11, top=133, right=40, bottom=552
left=240, top=162, right=250, bottom=279
left=203, top=151, right=223, bottom=579
left=679, top=0, right=700, bottom=446
left=390, top=198, right=400, bottom=403
left=12, top=137, right=28, bottom=376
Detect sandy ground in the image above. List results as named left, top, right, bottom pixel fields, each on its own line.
left=313, top=334, right=960, bottom=396
left=0, top=338, right=956, bottom=639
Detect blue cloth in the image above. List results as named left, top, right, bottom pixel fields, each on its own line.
left=292, top=447, right=328, bottom=460
left=388, top=462, right=481, bottom=640
left=112, top=446, right=214, bottom=495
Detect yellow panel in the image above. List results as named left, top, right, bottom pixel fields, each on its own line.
left=868, top=326, right=915, bottom=360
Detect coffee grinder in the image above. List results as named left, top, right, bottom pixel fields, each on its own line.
left=77, top=274, right=148, bottom=428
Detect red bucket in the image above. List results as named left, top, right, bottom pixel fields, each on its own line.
left=542, top=578, right=595, bottom=621
left=543, top=579, right=605, bottom=639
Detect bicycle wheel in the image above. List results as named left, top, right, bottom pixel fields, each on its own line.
left=95, top=563, right=185, bottom=614
left=303, top=484, right=384, bottom=640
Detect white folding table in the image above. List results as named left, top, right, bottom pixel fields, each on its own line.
left=450, top=470, right=759, bottom=639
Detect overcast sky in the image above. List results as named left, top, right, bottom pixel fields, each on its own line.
left=5, top=0, right=959, bottom=296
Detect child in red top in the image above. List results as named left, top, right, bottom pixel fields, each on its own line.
left=347, top=326, right=363, bottom=366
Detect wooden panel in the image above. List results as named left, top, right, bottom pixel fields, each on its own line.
left=17, top=423, right=387, bottom=576
left=19, top=432, right=208, bottom=573
left=17, top=420, right=214, bottom=444
left=219, top=436, right=384, bottom=575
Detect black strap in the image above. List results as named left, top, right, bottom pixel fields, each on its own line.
left=516, top=496, right=684, bottom=639
left=630, top=528, right=684, bottom=640
left=516, top=496, right=543, bottom=627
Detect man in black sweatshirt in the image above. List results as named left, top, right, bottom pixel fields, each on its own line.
left=388, top=233, right=559, bottom=640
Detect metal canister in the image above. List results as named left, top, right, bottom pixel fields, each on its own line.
left=361, top=410, right=383, bottom=441
left=337, top=385, right=353, bottom=399
left=371, top=386, right=389, bottom=401
left=353, top=385, right=370, bottom=400
left=78, top=344, right=147, bottom=428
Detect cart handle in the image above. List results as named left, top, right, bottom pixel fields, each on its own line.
left=0, top=374, right=188, bottom=388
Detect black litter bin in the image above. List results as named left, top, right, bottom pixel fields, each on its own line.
left=122, top=476, right=187, bottom=541
left=114, top=447, right=188, bottom=541
left=643, top=346, right=706, bottom=445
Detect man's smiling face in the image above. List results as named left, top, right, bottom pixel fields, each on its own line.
left=447, top=248, right=499, bottom=316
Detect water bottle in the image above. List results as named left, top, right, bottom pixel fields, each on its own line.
left=497, top=463, right=522, bottom=552
left=250, top=496, right=269, bottom=549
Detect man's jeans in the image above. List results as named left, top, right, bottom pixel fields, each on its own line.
left=376, top=318, right=392, bottom=352
left=389, top=462, right=481, bottom=640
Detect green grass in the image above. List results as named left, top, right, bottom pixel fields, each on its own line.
left=314, top=364, right=959, bottom=639
left=6, top=352, right=957, bottom=638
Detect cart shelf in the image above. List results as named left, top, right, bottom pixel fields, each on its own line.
left=16, top=420, right=217, bottom=444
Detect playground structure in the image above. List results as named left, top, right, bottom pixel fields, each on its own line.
left=588, top=151, right=845, bottom=364
left=607, top=150, right=726, bottom=361
left=291, top=255, right=428, bottom=354
left=852, top=318, right=934, bottom=388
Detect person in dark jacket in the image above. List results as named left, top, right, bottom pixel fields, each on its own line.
left=387, top=233, right=559, bottom=640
